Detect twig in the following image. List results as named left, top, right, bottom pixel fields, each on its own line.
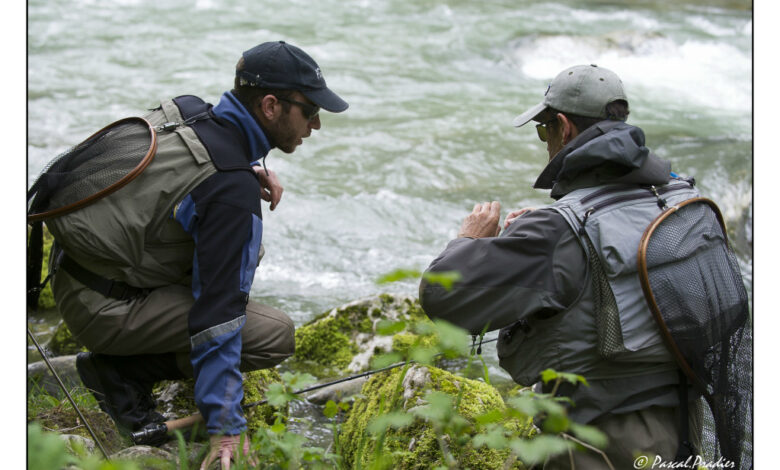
left=560, top=433, right=615, bottom=470
left=43, top=424, right=84, bottom=433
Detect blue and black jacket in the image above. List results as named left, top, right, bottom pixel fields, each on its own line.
left=171, top=91, right=271, bottom=435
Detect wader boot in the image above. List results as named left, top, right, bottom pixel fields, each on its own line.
left=76, top=351, right=185, bottom=445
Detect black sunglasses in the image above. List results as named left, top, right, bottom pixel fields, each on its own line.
left=276, top=96, right=320, bottom=121
left=535, top=118, right=557, bottom=143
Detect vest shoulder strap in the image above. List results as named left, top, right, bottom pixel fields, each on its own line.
left=171, top=95, right=254, bottom=172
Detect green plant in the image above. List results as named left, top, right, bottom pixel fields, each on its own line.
left=28, top=422, right=144, bottom=470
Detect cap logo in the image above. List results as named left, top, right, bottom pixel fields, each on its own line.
left=315, top=67, right=322, bottom=80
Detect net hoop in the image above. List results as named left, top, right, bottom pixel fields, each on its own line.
left=636, top=197, right=727, bottom=398
left=27, top=116, right=157, bottom=223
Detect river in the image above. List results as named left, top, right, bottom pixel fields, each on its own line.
left=28, top=0, right=752, bottom=381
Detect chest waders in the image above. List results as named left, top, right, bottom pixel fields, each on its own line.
left=26, top=95, right=248, bottom=448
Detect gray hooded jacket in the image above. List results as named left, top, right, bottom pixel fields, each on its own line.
left=420, top=121, right=699, bottom=423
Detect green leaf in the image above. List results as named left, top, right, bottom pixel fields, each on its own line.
left=432, top=319, right=469, bottom=357
left=282, top=371, right=318, bottom=389
left=323, top=400, right=339, bottom=419
left=539, top=368, right=588, bottom=386
left=509, top=435, right=574, bottom=465
left=27, top=423, right=73, bottom=470
left=367, top=412, right=414, bottom=435
left=569, top=422, right=608, bottom=448
left=473, top=425, right=509, bottom=449
left=541, top=413, right=570, bottom=434
left=422, top=271, right=462, bottom=291
left=376, top=269, right=421, bottom=285
left=409, top=346, right=438, bottom=365
left=540, top=368, right=559, bottom=384
left=475, top=409, right=505, bottom=425
left=370, top=352, right=403, bottom=369
left=265, top=382, right=295, bottom=408
left=535, top=398, right=567, bottom=418
left=270, top=417, right=286, bottom=434
left=506, top=395, right=540, bottom=417
left=376, top=319, right=406, bottom=336
left=412, top=391, right=455, bottom=423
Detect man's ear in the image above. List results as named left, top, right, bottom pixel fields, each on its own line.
left=557, top=113, right=579, bottom=146
left=257, top=94, right=280, bottom=121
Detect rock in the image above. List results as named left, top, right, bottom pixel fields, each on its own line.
left=306, top=376, right=368, bottom=405
left=111, top=445, right=176, bottom=467
left=153, top=368, right=283, bottom=433
left=59, top=433, right=95, bottom=455
left=27, top=354, right=81, bottom=397
left=289, top=294, right=432, bottom=379
left=339, top=364, right=532, bottom=469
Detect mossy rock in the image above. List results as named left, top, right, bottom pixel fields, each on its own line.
left=289, top=294, right=432, bottom=379
left=241, top=369, right=284, bottom=432
left=339, top=364, right=533, bottom=469
left=154, top=368, right=283, bottom=434
left=47, top=320, right=86, bottom=356
left=28, top=396, right=129, bottom=454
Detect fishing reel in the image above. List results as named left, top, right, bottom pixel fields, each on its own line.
left=130, top=422, right=170, bottom=447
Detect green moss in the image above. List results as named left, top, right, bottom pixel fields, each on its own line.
left=241, top=369, right=283, bottom=432
left=27, top=384, right=128, bottom=453
left=391, top=332, right=436, bottom=358
left=340, top=365, right=532, bottom=469
left=154, top=369, right=284, bottom=434
left=291, top=296, right=431, bottom=378
left=293, top=317, right=358, bottom=373
left=47, top=321, right=86, bottom=356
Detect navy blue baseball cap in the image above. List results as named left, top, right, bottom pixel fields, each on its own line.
left=237, top=41, right=349, bottom=113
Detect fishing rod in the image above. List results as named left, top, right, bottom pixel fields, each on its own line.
left=131, top=336, right=499, bottom=445
left=27, top=327, right=111, bottom=460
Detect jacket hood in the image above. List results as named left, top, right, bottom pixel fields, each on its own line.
left=534, top=121, right=671, bottom=199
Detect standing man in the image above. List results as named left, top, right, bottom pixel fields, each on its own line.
left=419, top=65, right=701, bottom=469
left=45, top=41, right=348, bottom=466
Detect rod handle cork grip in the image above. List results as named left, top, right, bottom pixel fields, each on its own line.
left=165, top=413, right=204, bottom=431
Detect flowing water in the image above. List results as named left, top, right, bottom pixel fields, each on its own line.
left=28, top=0, right=753, bottom=441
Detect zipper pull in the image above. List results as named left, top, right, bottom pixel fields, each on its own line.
left=649, top=185, right=668, bottom=210
left=579, top=208, right=594, bottom=235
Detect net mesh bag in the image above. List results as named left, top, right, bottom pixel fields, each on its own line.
left=27, top=117, right=156, bottom=308
left=639, top=198, right=752, bottom=469
left=27, top=117, right=156, bottom=221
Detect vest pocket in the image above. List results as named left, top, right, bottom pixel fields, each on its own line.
left=497, top=315, right=562, bottom=385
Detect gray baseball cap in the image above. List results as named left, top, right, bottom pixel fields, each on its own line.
left=512, top=64, right=627, bottom=127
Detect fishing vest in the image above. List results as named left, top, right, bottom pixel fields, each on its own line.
left=46, top=95, right=253, bottom=289
left=497, top=179, right=700, bottom=386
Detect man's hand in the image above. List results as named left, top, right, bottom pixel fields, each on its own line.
left=253, top=166, right=284, bottom=211
left=199, top=434, right=255, bottom=470
left=503, top=208, right=534, bottom=229
left=458, top=201, right=501, bottom=238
